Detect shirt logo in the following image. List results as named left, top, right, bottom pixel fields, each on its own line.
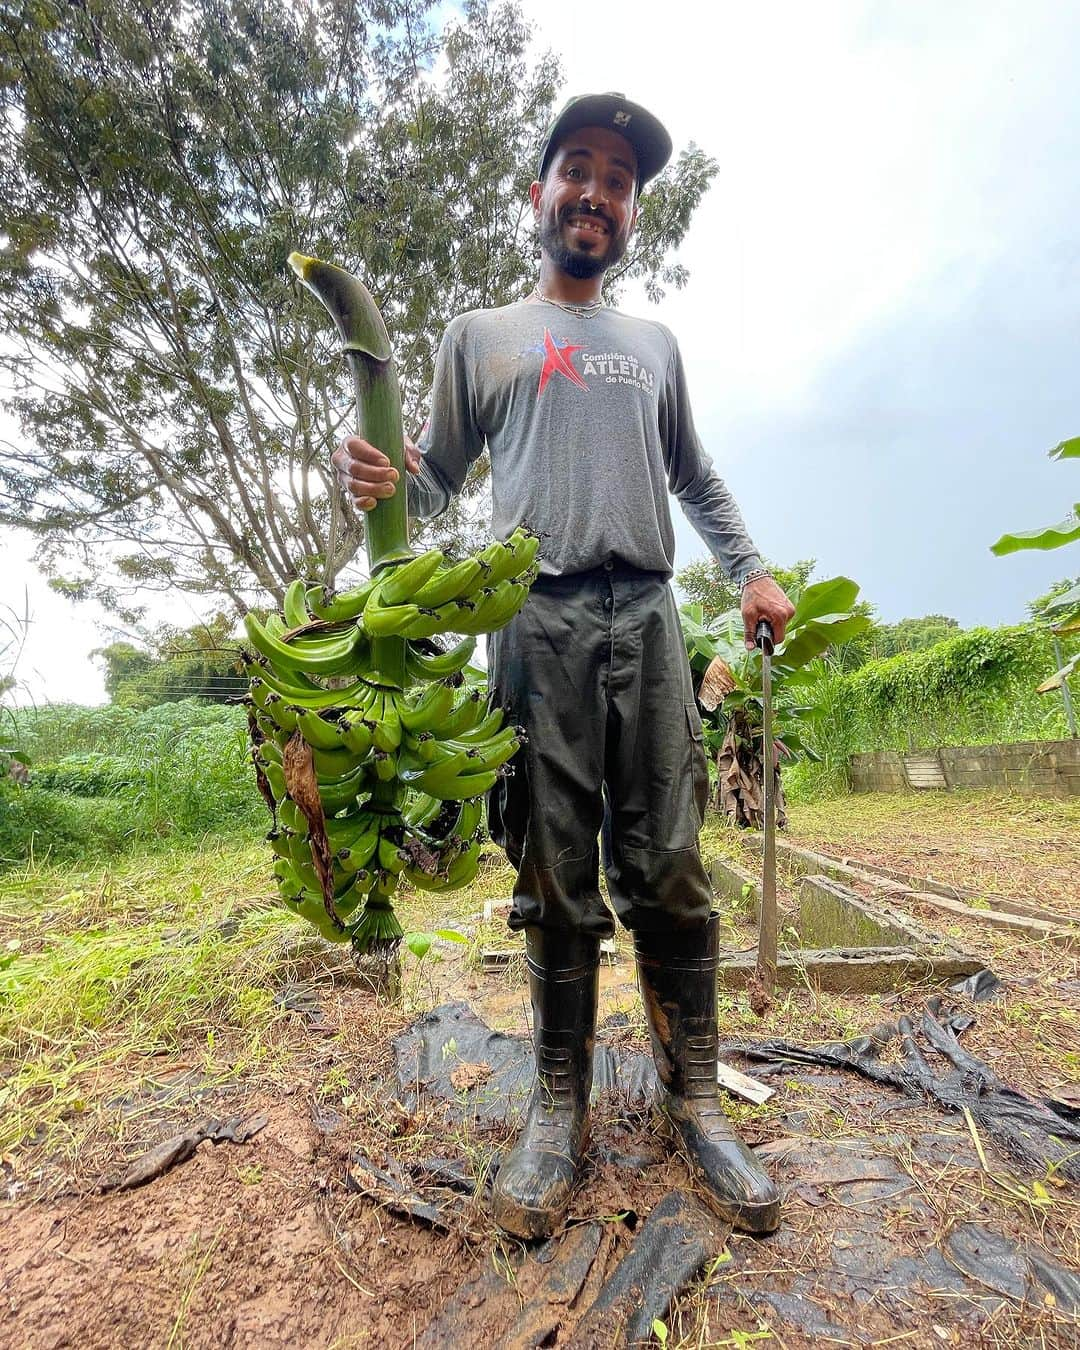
left=534, top=328, right=589, bottom=398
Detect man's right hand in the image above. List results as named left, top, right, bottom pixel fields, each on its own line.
left=332, top=435, right=422, bottom=512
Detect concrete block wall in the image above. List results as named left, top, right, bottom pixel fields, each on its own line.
left=850, top=738, right=1080, bottom=796
left=850, top=750, right=907, bottom=794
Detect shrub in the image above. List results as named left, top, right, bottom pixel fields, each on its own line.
left=31, top=752, right=141, bottom=796
left=0, top=783, right=131, bottom=866
left=0, top=700, right=265, bottom=868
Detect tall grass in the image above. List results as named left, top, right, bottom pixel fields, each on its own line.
left=1, top=700, right=265, bottom=869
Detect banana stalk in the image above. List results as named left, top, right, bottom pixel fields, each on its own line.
left=243, top=253, right=539, bottom=959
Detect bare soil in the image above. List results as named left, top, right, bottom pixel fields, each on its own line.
left=2, top=793, right=1079, bottom=1348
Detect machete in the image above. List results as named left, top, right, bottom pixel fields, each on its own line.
left=755, top=619, right=777, bottom=995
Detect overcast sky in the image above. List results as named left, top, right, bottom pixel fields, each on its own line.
left=5, top=0, right=1079, bottom=704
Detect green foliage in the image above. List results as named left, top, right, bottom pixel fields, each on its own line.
left=1027, top=576, right=1080, bottom=622
left=31, top=752, right=139, bottom=796
left=802, top=625, right=1078, bottom=792
left=991, top=435, right=1080, bottom=556
left=844, top=613, right=961, bottom=668
left=0, top=0, right=714, bottom=614
left=676, top=556, right=816, bottom=624
left=94, top=613, right=244, bottom=707
left=679, top=577, right=872, bottom=766
left=0, top=782, right=130, bottom=866
left=1, top=700, right=264, bottom=868
left=0, top=595, right=31, bottom=775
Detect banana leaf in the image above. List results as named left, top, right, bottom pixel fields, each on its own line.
left=991, top=506, right=1080, bottom=556
left=774, top=614, right=872, bottom=671
left=1050, top=437, right=1080, bottom=460
left=789, top=577, right=861, bottom=627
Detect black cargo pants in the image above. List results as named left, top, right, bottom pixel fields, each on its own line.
left=487, top=562, right=714, bottom=938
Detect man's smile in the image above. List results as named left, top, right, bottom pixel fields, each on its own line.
left=564, top=213, right=610, bottom=239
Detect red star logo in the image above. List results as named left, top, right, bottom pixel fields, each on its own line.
left=536, top=328, right=589, bottom=398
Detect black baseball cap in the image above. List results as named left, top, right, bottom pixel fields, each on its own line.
left=537, top=92, right=673, bottom=188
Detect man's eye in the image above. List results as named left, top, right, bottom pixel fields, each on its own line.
left=566, top=166, right=582, bottom=179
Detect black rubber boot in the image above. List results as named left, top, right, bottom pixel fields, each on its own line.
left=492, top=928, right=600, bottom=1239
left=635, top=917, right=781, bottom=1234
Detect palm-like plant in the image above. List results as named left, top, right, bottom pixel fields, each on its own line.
left=679, top=578, right=871, bottom=828
left=991, top=436, right=1079, bottom=695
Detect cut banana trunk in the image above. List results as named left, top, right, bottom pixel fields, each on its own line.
left=242, top=254, right=540, bottom=955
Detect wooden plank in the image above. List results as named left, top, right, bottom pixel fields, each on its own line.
left=716, top=1059, right=773, bottom=1105
left=481, top=939, right=618, bottom=971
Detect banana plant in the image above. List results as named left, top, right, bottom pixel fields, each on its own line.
left=241, top=255, right=539, bottom=958
left=680, top=577, right=871, bottom=828
left=992, top=435, right=1079, bottom=699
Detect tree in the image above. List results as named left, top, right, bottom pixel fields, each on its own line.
left=1, top=592, right=32, bottom=780
left=841, top=613, right=961, bottom=669
left=676, top=556, right=817, bottom=625
left=93, top=612, right=244, bottom=707
left=0, top=0, right=717, bottom=617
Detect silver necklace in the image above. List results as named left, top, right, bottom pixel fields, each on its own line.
left=528, top=285, right=605, bottom=319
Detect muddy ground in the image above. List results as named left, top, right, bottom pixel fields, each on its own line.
left=2, top=795, right=1078, bottom=1348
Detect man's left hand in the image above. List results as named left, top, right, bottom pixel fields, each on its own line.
left=741, top=577, right=796, bottom=651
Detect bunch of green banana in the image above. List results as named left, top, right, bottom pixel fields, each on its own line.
left=240, top=251, right=540, bottom=959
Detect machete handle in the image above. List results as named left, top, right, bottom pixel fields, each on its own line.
left=755, top=619, right=775, bottom=653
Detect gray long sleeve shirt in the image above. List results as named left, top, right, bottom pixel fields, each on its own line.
left=408, top=299, right=763, bottom=583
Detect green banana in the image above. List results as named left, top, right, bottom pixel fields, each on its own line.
left=454, top=580, right=529, bottom=635
left=411, top=558, right=484, bottom=607
left=453, top=707, right=509, bottom=743
left=377, top=548, right=445, bottom=605
left=311, top=741, right=370, bottom=778
left=255, top=254, right=541, bottom=954
left=244, top=660, right=323, bottom=692
left=260, top=695, right=300, bottom=735
left=309, top=576, right=379, bottom=622
left=361, top=574, right=422, bottom=638
left=283, top=578, right=313, bottom=629
left=435, top=689, right=488, bottom=739
left=339, top=711, right=376, bottom=756
left=244, top=611, right=364, bottom=677
left=430, top=769, right=500, bottom=801
left=370, top=690, right=403, bottom=752
left=295, top=707, right=348, bottom=751
left=398, top=680, right=457, bottom=733
left=253, top=666, right=372, bottom=709
left=404, top=636, right=476, bottom=680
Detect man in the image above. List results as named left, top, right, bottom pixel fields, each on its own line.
left=332, top=93, right=794, bottom=1240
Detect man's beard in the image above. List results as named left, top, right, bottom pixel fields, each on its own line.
left=539, top=209, right=628, bottom=280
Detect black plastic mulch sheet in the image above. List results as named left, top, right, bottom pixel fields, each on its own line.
left=393, top=1001, right=658, bottom=1125
left=736, top=996, right=1080, bottom=1182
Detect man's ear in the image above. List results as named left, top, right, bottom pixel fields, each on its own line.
left=528, top=179, right=542, bottom=216
left=629, top=202, right=639, bottom=236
